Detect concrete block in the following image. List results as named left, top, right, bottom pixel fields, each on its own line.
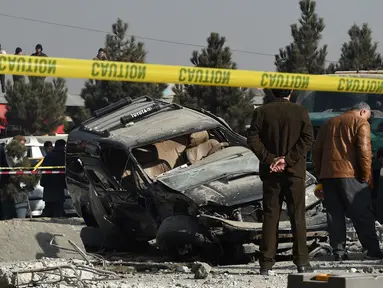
left=0, top=218, right=86, bottom=262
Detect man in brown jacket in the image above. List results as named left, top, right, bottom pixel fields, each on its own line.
left=247, top=89, right=314, bottom=275
left=312, top=102, right=382, bottom=261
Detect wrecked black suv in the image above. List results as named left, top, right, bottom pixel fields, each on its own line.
left=66, top=96, right=327, bottom=262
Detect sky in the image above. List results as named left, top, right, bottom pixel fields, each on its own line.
left=1, top=0, right=382, bottom=95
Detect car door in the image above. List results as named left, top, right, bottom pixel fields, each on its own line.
left=82, top=144, right=157, bottom=239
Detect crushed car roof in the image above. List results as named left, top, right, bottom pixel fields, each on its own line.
left=79, top=96, right=222, bottom=146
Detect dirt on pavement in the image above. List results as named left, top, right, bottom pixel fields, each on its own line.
left=1, top=257, right=383, bottom=288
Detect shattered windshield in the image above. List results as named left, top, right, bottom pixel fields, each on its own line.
left=299, top=91, right=383, bottom=113
left=157, top=146, right=259, bottom=192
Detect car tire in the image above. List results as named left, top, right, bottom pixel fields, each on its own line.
left=156, top=215, right=213, bottom=260
left=81, top=206, right=98, bottom=228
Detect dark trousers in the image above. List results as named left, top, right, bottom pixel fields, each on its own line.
left=43, top=200, right=64, bottom=218
left=259, top=174, right=309, bottom=269
left=372, top=169, right=380, bottom=202
left=0, top=197, right=15, bottom=219
left=322, top=178, right=381, bottom=257
left=0, top=74, right=5, bottom=92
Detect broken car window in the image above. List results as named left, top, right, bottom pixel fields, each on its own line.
left=87, top=169, right=115, bottom=191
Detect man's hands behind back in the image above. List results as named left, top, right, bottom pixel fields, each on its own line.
left=270, top=156, right=286, bottom=173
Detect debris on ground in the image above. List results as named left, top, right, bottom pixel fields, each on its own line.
left=0, top=258, right=382, bottom=288
left=0, top=218, right=383, bottom=287
left=191, top=262, right=211, bottom=279
left=176, top=266, right=190, bottom=273
left=0, top=218, right=86, bottom=262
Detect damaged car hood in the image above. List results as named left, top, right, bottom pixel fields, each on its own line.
left=157, top=146, right=262, bottom=206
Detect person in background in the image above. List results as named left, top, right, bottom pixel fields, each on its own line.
left=13, top=135, right=26, bottom=146
left=93, top=48, right=107, bottom=86
left=1, top=135, right=26, bottom=219
left=30, top=44, right=47, bottom=81
left=31, top=44, right=47, bottom=57
left=43, top=141, right=53, bottom=155
left=0, top=138, right=9, bottom=219
left=40, top=139, right=66, bottom=218
left=247, top=88, right=314, bottom=275
left=93, top=48, right=107, bottom=61
left=312, top=102, right=383, bottom=261
left=13, top=47, right=24, bottom=83
left=0, top=44, right=6, bottom=93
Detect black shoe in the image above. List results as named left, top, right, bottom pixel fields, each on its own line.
left=334, top=254, right=349, bottom=261
left=259, top=267, right=272, bottom=275
left=297, top=264, right=314, bottom=273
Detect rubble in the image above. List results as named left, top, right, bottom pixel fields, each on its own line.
left=176, top=266, right=190, bottom=273
left=0, top=216, right=382, bottom=287
left=191, top=262, right=211, bottom=279
left=0, top=257, right=382, bottom=287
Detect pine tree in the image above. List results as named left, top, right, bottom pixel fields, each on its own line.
left=4, top=77, right=67, bottom=135
left=173, top=32, right=254, bottom=135
left=275, top=0, right=327, bottom=74
left=336, top=23, right=382, bottom=71
left=80, top=18, right=167, bottom=116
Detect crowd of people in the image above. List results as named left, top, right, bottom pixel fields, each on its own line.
left=0, top=136, right=67, bottom=219
left=247, top=89, right=383, bottom=275
left=0, top=44, right=47, bottom=93
left=0, top=44, right=107, bottom=93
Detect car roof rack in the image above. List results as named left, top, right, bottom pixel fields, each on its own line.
left=78, top=125, right=110, bottom=138
left=93, top=97, right=133, bottom=118
left=108, top=101, right=183, bottom=132
left=80, top=96, right=183, bottom=136
left=82, top=95, right=156, bottom=127
left=92, top=96, right=156, bottom=118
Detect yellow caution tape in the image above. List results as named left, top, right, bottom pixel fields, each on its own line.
left=0, top=166, right=65, bottom=170
left=33, top=158, right=44, bottom=171
left=1, top=55, right=383, bottom=94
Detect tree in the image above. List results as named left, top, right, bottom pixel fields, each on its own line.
left=80, top=18, right=167, bottom=117
left=4, top=77, right=67, bottom=135
left=173, top=32, right=254, bottom=135
left=336, top=23, right=382, bottom=71
left=275, top=0, right=327, bottom=74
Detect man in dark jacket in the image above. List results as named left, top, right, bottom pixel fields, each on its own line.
left=31, top=44, right=47, bottom=57
left=93, top=48, right=107, bottom=86
left=40, top=139, right=66, bottom=217
left=247, top=89, right=314, bottom=275
left=312, top=102, right=382, bottom=260
left=31, top=44, right=48, bottom=81
left=43, top=141, right=53, bottom=155
left=0, top=44, right=6, bottom=93
left=13, top=47, right=24, bottom=84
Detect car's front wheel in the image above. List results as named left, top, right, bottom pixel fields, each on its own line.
left=156, top=215, right=215, bottom=261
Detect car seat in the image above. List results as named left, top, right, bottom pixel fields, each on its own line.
left=133, top=144, right=171, bottom=179
left=185, top=131, right=220, bottom=164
